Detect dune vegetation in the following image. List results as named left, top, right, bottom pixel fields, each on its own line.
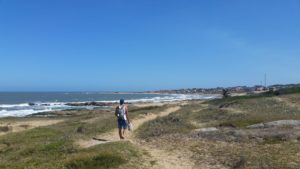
left=1, top=89, right=300, bottom=169
left=0, top=106, right=168, bottom=169
left=136, top=89, right=300, bottom=169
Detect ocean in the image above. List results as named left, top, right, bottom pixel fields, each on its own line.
left=0, top=92, right=216, bottom=117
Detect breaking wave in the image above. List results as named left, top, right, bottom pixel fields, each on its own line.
left=0, top=94, right=217, bottom=117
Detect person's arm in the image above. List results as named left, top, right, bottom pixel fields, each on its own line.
left=125, top=106, right=130, bottom=123
left=115, top=107, right=118, bottom=117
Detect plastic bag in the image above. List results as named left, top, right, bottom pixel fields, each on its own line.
left=128, top=122, right=134, bottom=131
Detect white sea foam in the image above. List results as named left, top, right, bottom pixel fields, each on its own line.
left=0, top=109, right=51, bottom=117
left=0, top=102, right=70, bottom=118
left=107, top=94, right=218, bottom=103
left=92, top=94, right=217, bottom=103
left=0, top=94, right=218, bottom=118
left=0, top=103, right=29, bottom=108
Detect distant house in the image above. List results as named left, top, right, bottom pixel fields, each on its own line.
left=268, top=87, right=277, bottom=92
left=255, top=86, right=266, bottom=91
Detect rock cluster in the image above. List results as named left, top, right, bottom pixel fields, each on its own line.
left=66, top=102, right=116, bottom=107
left=247, top=120, right=300, bottom=129
left=194, top=120, right=300, bottom=143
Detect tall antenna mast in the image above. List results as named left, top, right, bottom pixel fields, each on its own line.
left=264, top=73, right=267, bottom=88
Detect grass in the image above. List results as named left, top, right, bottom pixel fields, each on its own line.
left=65, top=154, right=126, bottom=169
left=278, top=87, right=300, bottom=95
left=64, top=142, right=142, bottom=169
left=0, top=127, right=74, bottom=168
left=1, top=92, right=300, bottom=169
left=0, top=105, right=167, bottom=169
left=130, top=105, right=168, bottom=117
left=149, top=160, right=156, bottom=166
left=136, top=103, right=199, bottom=139
left=203, top=95, right=300, bottom=128
left=0, top=126, right=10, bottom=132
left=0, top=126, right=143, bottom=169
left=280, top=94, right=300, bottom=106
left=136, top=93, right=300, bottom=169
left=190, top=141, right=300, bottom=169
left=218, top=97, right=300, bottom=127
left=136, top=112, right=195, bottom=139
left=207, top=92, right=274, bottom=106
left=208, top=86, right=300, bottom=106
left=67, top=105, right=170, bottom=139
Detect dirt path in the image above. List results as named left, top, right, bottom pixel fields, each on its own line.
left=77, top=106, right=181, bottom=148
left=77, top=106, right=199, bottom=169
left=138, top=142, right=196, bottom=169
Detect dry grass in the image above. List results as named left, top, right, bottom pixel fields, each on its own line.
left=0, top=126, right=10, bottom=132
left=190, top=140, right=300, bottom=169
left=0, top=105, right=168, bottom=169
left=1, top=93, right=300, bottom=169
left=136, top=94, right=300, bottom=169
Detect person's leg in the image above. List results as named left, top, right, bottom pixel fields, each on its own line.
left=118, top=119, right=124, bottom=139
left=122, top=120, right=128, bottom=138
left=118, top=128, right=124, bottom=139
left=122, top=128, right=126, bottom=138
left=119, top=120, right=127, bottom=139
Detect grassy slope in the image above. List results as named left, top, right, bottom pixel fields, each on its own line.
left=137, top=95, right=300, bottom=139
left=0, top=105, right=167, bottom=169
left=136, top=93, right=300, bottom=169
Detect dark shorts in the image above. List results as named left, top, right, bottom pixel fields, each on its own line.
left=117, top=119, right=128, bottom=129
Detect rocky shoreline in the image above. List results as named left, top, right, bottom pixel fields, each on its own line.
left=65, top=101, right=118, bottom=107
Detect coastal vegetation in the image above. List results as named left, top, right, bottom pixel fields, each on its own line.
left=1, top=88, right=300, bottom=168
left=0, top=106, right=168, bottom=169
left=136, top=88, right=300, bottom=169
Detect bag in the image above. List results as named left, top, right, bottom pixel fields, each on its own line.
left=117, top=105, right=126, bottom=120
left=128, top=123, right=134, bottom=131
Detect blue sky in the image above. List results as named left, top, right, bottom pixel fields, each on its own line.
left=0, top=0, right=300, bottom=91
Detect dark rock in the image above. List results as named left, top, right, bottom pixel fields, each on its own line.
left=76, top=126, right=85, bottom=133
left=66, top=102, right=116, bottom=107
left=219, top=101, right=237, bottom=108
left=219, top=123, right=236, bottom=128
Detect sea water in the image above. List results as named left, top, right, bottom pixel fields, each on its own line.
left=0, top=92, right=216, bottom=117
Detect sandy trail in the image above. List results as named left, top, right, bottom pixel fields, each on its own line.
left=77, top=106, right=181, bottom=148
left=138, top=142, right=196, bottom=169
left=77, top=106, right=200, bottom=169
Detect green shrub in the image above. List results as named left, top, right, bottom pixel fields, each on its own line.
left=65, top=154, right=126, bottom=169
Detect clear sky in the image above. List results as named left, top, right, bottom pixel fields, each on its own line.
left=0, top=0, right=300, bottom=91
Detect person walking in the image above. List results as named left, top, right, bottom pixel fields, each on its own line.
left=115, top=99, right=130, bottom=139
